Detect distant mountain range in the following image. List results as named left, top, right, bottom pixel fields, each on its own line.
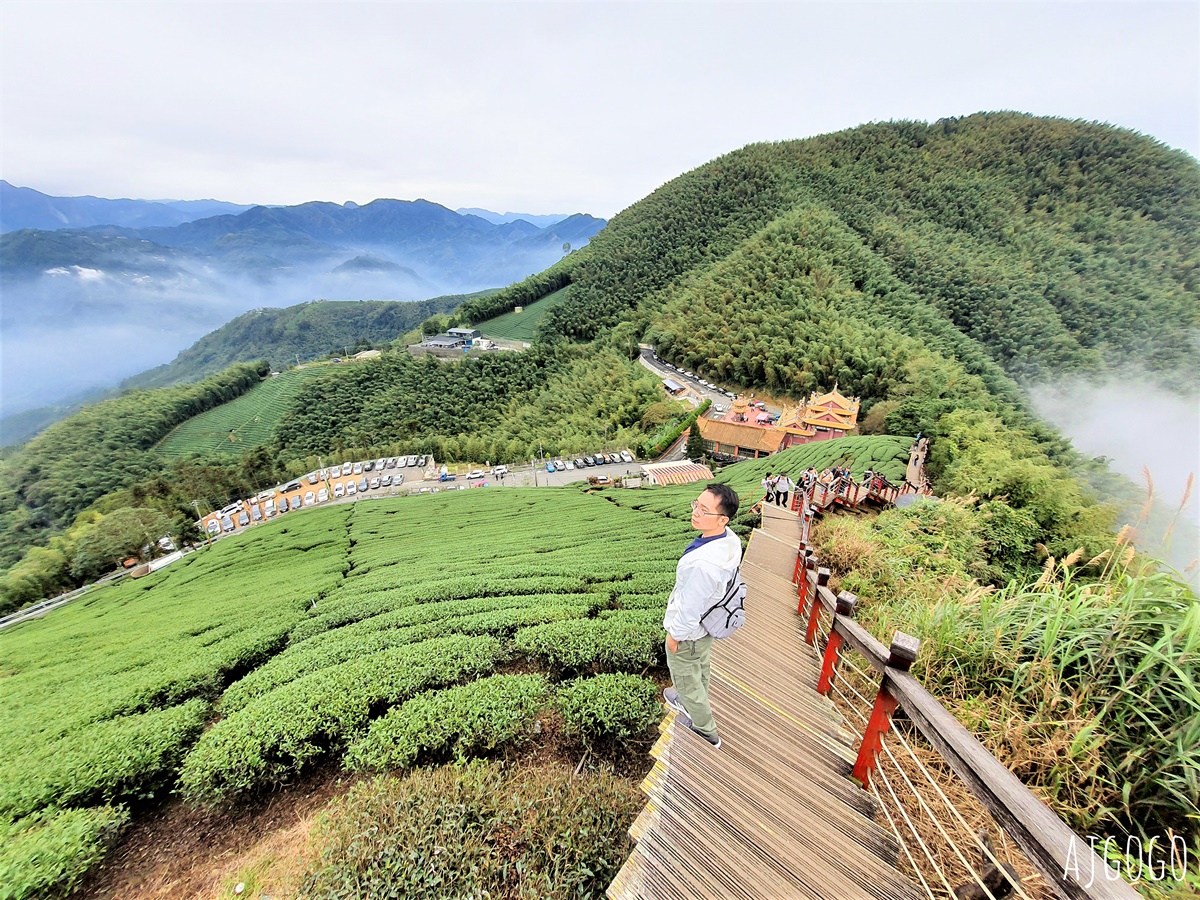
left=0, top=190, right=605, bottom=418
left=455, top=208, right=573, bottom=228
left=0, top=180, right=255, bottom=232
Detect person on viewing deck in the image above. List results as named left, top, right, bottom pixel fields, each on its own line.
left=663, top=483, right=742, bottom=749
left=775, top=473, right=793, bottom=507
left=761, top=473, right=775, bottom=506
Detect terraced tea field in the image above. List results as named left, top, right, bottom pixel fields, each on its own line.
left=0, top=438, right=913, bottom=898
left=155, top=366, right=339, bottom=457
left=477, top=285, right=570, bottom=341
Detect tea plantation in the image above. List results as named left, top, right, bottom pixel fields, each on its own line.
left=0, top=436, right=911, bottom=897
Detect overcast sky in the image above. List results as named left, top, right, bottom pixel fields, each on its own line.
left=2, top=0, right=1197, bottom=217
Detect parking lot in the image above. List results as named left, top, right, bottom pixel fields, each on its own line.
left=197, top=452, right=644, bottom=539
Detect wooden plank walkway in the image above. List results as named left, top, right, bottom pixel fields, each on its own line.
left=608, top=509, right=920, bottom=900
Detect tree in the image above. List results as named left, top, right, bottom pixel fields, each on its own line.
left=70, top=507, right=174, bottom=583
left=686, top=424, right=706, bottom=461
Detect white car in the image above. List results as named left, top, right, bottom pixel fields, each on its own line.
left=353, top=462, right=363, bottom=475
left=331, top=465, right=342, bottom=478
left=317, top=488, right=328, bottom=502
left=620, top=450, right=634, bottom=463
left=304, top=491, right=316, bottom=506
left=564, top=460, right=575, bottom=470
left=467, top=469, right=485, bottom=479
left=334, top=483, right=345, bottom=498
left=346, top=481, right=357, bottom=495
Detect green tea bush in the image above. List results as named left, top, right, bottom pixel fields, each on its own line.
left=0, top=806, right=128, bottom=900
left=180, top=635, right=506, bottom=805
left=298, top=761, right=641, bottom=900
left=514, top=611, right=663, bottom=675
left=0, top=699, right=207, bottom=822
left=344, top=674, right=551, bottom=771
left=556, top=674, right=661, bottom=746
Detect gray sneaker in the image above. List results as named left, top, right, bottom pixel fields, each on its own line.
left=663, top=687, right=688, bottom=716
left=668, top=703, right=722, bottom=749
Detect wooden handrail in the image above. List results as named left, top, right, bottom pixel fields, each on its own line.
left=800, top=569, right=1141, bottom=900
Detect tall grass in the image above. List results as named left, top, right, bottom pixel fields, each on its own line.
left=817, top=511, right=1199, bottom=841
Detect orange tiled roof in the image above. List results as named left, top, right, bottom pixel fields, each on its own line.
left=697, top=418, right=786, bottom=454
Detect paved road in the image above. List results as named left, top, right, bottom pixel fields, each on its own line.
left=637, top=347, right=783, bottom=418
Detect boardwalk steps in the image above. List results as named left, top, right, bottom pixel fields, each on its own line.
left=609, top=514, right=921, bottom=900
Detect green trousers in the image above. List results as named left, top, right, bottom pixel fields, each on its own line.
left=666, top=635, right=717, bottom=738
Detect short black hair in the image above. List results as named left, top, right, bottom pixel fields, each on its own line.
left=704, top=482, right=740, bottom=519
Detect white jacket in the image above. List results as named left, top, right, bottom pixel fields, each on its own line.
left=663, top=528, right=743, bottom=641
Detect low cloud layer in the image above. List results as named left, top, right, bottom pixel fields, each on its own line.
left=1030, top=375, right=1200, bottom=577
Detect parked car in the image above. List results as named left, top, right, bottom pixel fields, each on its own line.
left=546, top=461, right=556, bottom=473
left=620, top=450, right=634, bottom=463
left=467, top=469, right=485, bottom=479
left=582, top=456, right=595, bottom=467
left=264, top=499, right=276, bottom=515
left=318, top=488, right=329, bottom=502
left=346, top=481, right=357, bottom=495
left=251, top=505, right=262, bottom=521
left=221, top=515, right=234, bottom=532
left=369, top=477, right=380, bottom=489
left=358, top=477, right=368, bottom=492
left=407, top=455, right=418, bottom=466
left=290, top=496, right=302, bottom=510
left=334, top=483, right=345, bottom=498
left=417, top=455, right=427, bottom=467
left=564, top=460, right=575, bottom=470
left=308, top=473, right=318, bottom=485
left=394, top=473, right=404, bottom=485
left=388, top=458, right=398, bottom=468
left=492, top=465, right=509, bottom=476
left=304, top=491, right=316, bottom=506
left=381, top=475, right=392, bottom=487
left=353, top=463, right=363, bottom=475
left=238, top=511, right=250, bottom=526
left=574, top=458, right=586, bottom=469
left=364, top=461, right=374, bottom=472
left=207, top=520, right=221, bottom=534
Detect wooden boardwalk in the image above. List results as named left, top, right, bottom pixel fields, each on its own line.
left=608, top=507, right=920, bottom=900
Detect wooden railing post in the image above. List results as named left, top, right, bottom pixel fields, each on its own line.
left=817, top=592, right=857, bottom=696
left=791, top=542, right=807, bottom=583
left=796, top=553, right=816, bottom=616
left=803, top=567, right=830, bottom=644
left=852, top=632, right=919, bottom=788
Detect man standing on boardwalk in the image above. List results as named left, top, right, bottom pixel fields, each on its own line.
left=663, top=482, right=742, bottom=748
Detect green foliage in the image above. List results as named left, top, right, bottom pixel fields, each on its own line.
left=122, top=297, right=477, bottom=391
left=514, top=610, right=663, bottom=675
left=641, top=399, right=711, bottom=458
left=0, top=362, right=267, bottom=572
left=0, top=805, right=128, bottom=900
left=298, top=761, right=640, bottom=900
left=69, top=506, right=174, bottom=581
left=475, top=284, right=572, bottom=341
left=931, top=408, right=1115, bottom=563
left=156, top=366, right=339, bottom=457
left=0, top=699, right=208, bottom=823
left=456, top=255, right=576, bottom=324
left=344, top=674, right=551, bottom=771
left=534, top=114, right=1197, bottom=391
left=556, top=674, right=661, bottom=746
left=179, top=634, right=506, bottom=804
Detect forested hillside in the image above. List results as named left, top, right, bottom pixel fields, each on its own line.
left=463, top=114, right=1198, bottom=394
left=122, top=295, right=483, bottom=391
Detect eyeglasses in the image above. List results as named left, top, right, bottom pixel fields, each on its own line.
left=691, top=500, right=724, bottom=517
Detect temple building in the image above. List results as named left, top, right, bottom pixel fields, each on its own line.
left=694, top=385, right=860, bottom=459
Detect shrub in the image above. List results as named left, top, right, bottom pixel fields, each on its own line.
left=514, top=611, right=663, bottom=675
left=344, top=675, right=551, bottom=771
left=0, top=805, right=128, bottom=900
left=556, top=674, right=661, bottom=746
left=298, top=761, right=640, bottom=900
left=180, top=635, right=506, bottom=805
